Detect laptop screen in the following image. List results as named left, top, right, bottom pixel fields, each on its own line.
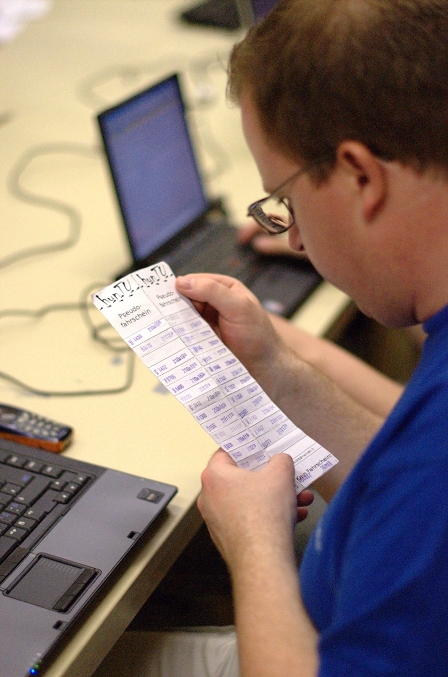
left=98, top=74, right=208, bottom=262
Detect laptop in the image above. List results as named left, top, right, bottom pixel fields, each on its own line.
left=180, top=0, right=278, bottom=31
left=97, top=73, right=321, bottom=318
left=0, top=437, right=177, bottom=677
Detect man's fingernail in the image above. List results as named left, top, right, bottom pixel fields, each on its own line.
left=177, top=275, right=193, bottom=290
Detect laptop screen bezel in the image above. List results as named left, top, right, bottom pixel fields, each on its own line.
left=97, top=73, right=210, bottom=266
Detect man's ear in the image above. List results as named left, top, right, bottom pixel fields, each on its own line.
left=336, top=141, right=387, bottom=221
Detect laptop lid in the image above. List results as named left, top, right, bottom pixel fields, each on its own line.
left=97, top=73, right=209, bottom=267
left=236, top=0, right=278, bottom=26
left=179, top=0, right=278, bottom=30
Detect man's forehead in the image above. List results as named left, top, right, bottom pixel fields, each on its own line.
left=240, top=92, right=272, bottom=158
left=240, top=91, right=299, bottom=192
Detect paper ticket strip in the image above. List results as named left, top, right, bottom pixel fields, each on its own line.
left=92, top=263, right=338, bottom=493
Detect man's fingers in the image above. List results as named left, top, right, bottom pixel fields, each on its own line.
left=176, top=274, right=259, bottom=323
left=297, top=489, right=314, bottom=507
left=236, top=220, right=262, bottom=244
left=252, top=235, right=306, bottom=258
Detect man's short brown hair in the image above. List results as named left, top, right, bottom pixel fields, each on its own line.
left=228, top=0, right=448, bottom=181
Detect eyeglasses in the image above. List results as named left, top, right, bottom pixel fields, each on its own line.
left=247, top=165, right=308, bottom=235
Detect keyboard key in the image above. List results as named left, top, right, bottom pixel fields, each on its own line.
left=0, top=545, right=29, bottom=581
left=0, top=464, right=33, bottom=486
left=41, top=465, right=63, bottom=478
left=73, top=474, right=89, bottom=485
left=50, top=478, right=65, bottom=490
left=6, top=526, right=27, bottom=540
left=30, top=489, right=63, bottom=514
left=15, top=476, right=52, bottom=505
left=8, top=501, right=26, bottom=517
left=1, top=483, right=22, bottom=496
left=0, top=511, right=17, bottom=526
left=23, top=459, right=44, bottom=472
left=14, top=517, right=36, bottom=531
left=0, top=536, right=17, bottom=562
left=64, top=483, right=80, bottom=495
left=6, top=454, right=26, bottom=468
left=0, top=492, right=10, bottom=509
left=24, top=506, right=47, bottom=521
left=53, top=491, right=71, bottom=504
left=6, top=502, right=26, bottom=516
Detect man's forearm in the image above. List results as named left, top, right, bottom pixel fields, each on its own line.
left=231, top=530, right=319, bottom=677
left=269, top=314, right=404, bottom=418
left=256, top=345, right=384, bottom=501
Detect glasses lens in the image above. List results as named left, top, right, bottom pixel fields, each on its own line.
left=250, top=198, right=293, bottom=234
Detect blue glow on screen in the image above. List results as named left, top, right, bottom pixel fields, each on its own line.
left=99, top=75, right=208, bottom=261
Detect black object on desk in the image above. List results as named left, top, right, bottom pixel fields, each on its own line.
left=179, top=0, right=278, bottom=31
left=180, top=0, right=242, bottom=30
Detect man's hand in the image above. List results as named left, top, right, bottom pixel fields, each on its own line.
left=237, top=219, right=308, bottom=258
left=197, top=449, right=314, bottom=568
left=175, top=273, right=284, bottom=388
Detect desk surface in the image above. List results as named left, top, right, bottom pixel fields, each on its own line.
left=0, top=2, right=349, bottom=675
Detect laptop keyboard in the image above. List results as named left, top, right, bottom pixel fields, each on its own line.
left=166, top=220, right=263, bottom=284
left=0, top=446, right=95, bottom=583
left=164, top=219, right=322, bottom=317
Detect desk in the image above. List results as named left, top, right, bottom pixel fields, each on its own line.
left=0, top=2, right=349, bottom=675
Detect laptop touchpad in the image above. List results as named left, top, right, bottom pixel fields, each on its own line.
left=5, top=554, right=98, bottom=611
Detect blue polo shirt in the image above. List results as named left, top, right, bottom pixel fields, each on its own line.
left=300, top=304, right=448, bottom=676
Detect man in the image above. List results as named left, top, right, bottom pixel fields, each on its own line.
left=176, top=0, right=448, bottom=674
left=94, top=0, right=448, bottom=675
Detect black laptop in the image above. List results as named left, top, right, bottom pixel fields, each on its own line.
left=0, top=438, right=177, bottom=677
left=180, top=0, right=278, bottom=31
left=97, top=73, right=321, bottom=318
